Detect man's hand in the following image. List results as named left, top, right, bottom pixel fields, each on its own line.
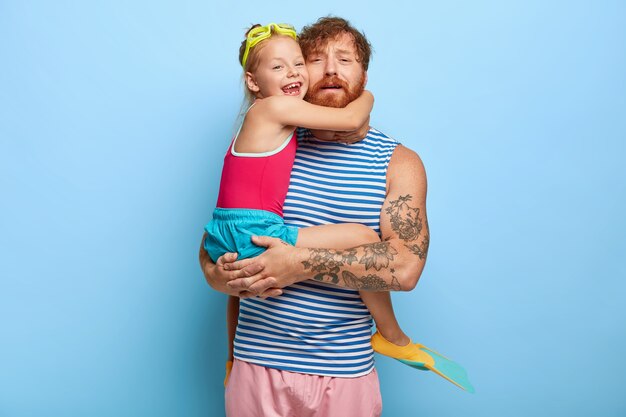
left=224, top=236, right=305, bottom=297
left=199, top=233, right=283, bottom=298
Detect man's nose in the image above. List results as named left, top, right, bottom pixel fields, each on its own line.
left=324, top=59, right=337, bottom=76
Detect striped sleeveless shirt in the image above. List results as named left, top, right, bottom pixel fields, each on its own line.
left=233, top=127, right=400, bottom=377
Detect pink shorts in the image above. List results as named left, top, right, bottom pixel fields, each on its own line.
left=225, top=359, right=382, bottom=417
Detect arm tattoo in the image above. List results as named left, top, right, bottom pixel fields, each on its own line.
left=342, top=270, right=402, bottom=291
left=359, top=242, right=397, bottom=270
left=301, top=194, right=428, bottom=289
left=404, top=234, right=430, bottom=260
left=302, top=248, right=358, bottom=284
left=386, top=194, right=430, bottom=259
left=385, top=194, right=422, bottom=240
left=302, top=244, right=400, bottom=289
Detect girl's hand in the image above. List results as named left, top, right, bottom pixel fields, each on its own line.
left=331, top=116, right=370, bottom=144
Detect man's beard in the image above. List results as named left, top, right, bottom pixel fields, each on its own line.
left=305, top=74, right=366, bottom=108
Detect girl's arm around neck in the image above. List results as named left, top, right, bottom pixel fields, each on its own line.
left=255, top=91, right=374, bottom=131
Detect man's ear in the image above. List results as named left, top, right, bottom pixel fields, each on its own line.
left=245, top=72, right=260, bottom=93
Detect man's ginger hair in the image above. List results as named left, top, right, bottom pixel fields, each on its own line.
left=298, top=16, right=372, bottom=71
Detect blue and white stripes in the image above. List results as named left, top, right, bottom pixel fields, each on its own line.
left=233, top=128, right=399, bottom=377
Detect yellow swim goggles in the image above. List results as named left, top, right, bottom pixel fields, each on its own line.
left=241, top=23, right=297, bottom=68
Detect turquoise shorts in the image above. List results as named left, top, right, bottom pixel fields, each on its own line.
left=203, top=208, right=299, bottom=262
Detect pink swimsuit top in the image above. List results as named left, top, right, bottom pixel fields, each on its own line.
left=216, top=130, right=297, bottom=217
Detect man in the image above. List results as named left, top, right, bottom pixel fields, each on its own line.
left=200, top=16, right=429, bottom=417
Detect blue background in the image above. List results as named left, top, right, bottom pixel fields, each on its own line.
left=1, top=1, right=625, bottom=416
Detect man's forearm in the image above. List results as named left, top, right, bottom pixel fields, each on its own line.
left=293, top=192, right=430, bottom=291
left=294, top=238, right=426, bottom=291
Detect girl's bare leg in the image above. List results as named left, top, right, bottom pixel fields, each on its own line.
left=224, top=295, right=239, bottom=386
left=297, top=224, right=410, bottom=346
left=227, top=295, right=239, bottom=362
left=359, top=291, right=410, bottom=346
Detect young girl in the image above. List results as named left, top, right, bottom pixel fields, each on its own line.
left=204, top=23, right=473, bottom=392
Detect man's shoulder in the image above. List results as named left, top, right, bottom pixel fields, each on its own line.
left=365, top=127, right=400, bottom=146
left=386, top=143, right=426, bottom=187
left=366, top=127, right=422, bottom=162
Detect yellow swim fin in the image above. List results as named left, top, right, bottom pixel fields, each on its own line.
left=371, top=331, right=475, bottom=393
